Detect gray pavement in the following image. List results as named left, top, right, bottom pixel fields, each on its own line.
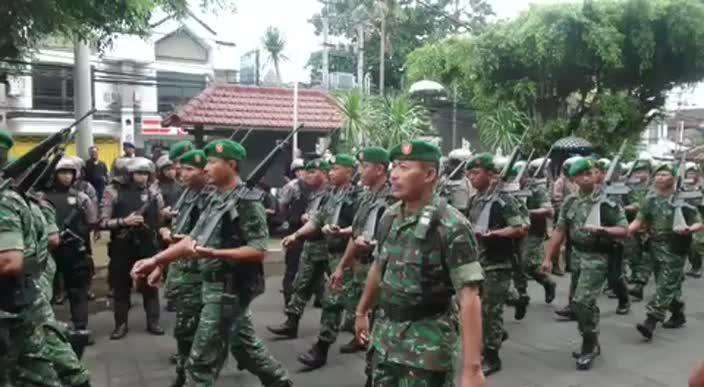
left=72, top=269, right=704, bottom=387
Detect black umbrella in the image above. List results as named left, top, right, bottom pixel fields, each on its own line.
left=550, top=136, right=593, bottom=178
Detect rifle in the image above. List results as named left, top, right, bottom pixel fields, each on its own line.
left=671, top=149, right=702, bottom=231
left=584, top=140, right=628, bottom=228
left=437, top=159, right=469, bottom=192
left=238, top=128, right=254, bottom=144
left=229, top=127, right=243, bottom=140
left=532, top=145, right=554, bottom=179
left=504, top=149, right=535, bottom=199
left=0, top=109, right=96, bottom=192
left=242, top=124, right=304, bottom=190
left=474, top=132, right=528, bottom=233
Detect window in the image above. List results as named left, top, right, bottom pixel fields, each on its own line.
left=32, top=64, right=74, bottom=111
left=157, top=72, right=206, bottom=113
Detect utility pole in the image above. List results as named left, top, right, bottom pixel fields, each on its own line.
left=73, top=38, right=94, bottom=159
left=357, top=25, right=364, bottom=89
left=322, top=16, right=330, bottom=90
left=379, top=13, right=385, bottom=96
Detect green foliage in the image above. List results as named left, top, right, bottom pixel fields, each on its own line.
left=262, top=26, right=288, bottom=84
left=0, top=0, right=236, bottom=59
left=404, top=0, right=704, bottom=155
left=333, top=89, right=431, bottom=152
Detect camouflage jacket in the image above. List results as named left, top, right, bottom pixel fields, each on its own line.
left=371, top=195, right=483, bottom=371
left=467, top=190, right=527, bottom=270
left=351, top=183, right=395, bottom=240
left=169, top=187, right=211, bottom=280
left=557, top=190, right=627, bottom=252
left=312, top=184, right=361, bottom=254
left=637, top=193, right=701, bottom=245
left=524, top=186, right=551, bottom=237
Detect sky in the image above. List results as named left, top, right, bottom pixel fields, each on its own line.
left=203, top=0, right=572, bottom=83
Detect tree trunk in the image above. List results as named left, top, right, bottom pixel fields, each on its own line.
left=379, top=14, right=385, bottom=96
left=274, top=58, right=282, bottom=85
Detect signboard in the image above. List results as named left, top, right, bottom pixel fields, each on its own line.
left=141, top=117, right=186, bottom=136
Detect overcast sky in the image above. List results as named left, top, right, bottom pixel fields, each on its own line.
left=202, top=0, right=571, bottom=83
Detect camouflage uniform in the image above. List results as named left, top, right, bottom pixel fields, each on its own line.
left=637, top=195, right=700, bottom=322
left=25, top=198, right=90, bottom=386
left=0, top=188, right=61, bottom=387
left=187, top=187, right=289, bottom=386
left=467, top=191, right=526, bottom=355
left=557, top=192, right=627, bottom=337
left=519, top=185, right=556, bottom=299
left=626, top=184, right=652, bottom=286
left=370, top=196, right=483, bottom=385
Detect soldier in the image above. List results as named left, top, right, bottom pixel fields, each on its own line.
left=550, top=156, right=581, bottom=276
left=465, top=153, right=527, bottom=375
left=628, top=163, right=703, bottom=340
left=169, top=140, right=196, bottom=182
left=45, top=157, right=97, bottom=339
left=440, top=148, right=474, bottom=212
left=329, top=147, right=394, bottom=357
left=542, top=157, right=628, bottom=370
left=625, top=158, right=653, bottom=298
left=684, top=162, right=704, bottom=278
left=353, top=140, right=484, bottom=387
left=592, top=158, right=631, bottom=314
left=131, top=139, right=292, bottom=387
left=156, top=154, right=182, bottom=209
left=100, top=156, right=164, bottom=340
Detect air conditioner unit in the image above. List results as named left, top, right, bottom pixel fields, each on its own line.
left=6, top=76, right=23, bottom=97
left=329, top=72, right=355, bottom=91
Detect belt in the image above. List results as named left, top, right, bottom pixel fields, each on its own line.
left=380, top=302, right=451, bottom=322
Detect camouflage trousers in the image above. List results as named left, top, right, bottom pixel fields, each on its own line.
left=164, top=263, right=186, bottom=302
left=646, top=242, right=686, bottom=321
left=688, top=232, right=704, bottom=271
left=341, top=260, right=369, bottom=332
left=286, top=244, right=330, bottom=318
left=370, top=351, right=452, bottom=387
left=173, top=281, right=203, bottom=382
left=39, top=257, right=57, bottom=302
left=565, top=247, right=580, bottom=306
left=516, top=237, right=554, bottom=298
left=625, top=236, right=649, bottom=285
left=317, top=255, right=353, bottom=344
left=186, top=281, right=290, bottom=387
left=481, top=269, right=511, bottom=352
left=572, top=252, right=608, bottom=335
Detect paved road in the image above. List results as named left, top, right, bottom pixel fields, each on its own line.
left=67, top=270, right=704, bottom=387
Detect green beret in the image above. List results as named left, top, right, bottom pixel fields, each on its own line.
left=0, top=130, right=14, bottom=150
left=203, top=139, right=246, bottom=161
left=567, top=157, right=594, bottom=177
left=655, top=162, right=676, bottom=175
left=169, top=140, right=194, bottom=160
left=595, top=158, right=610, bottom=172
left=507, top=161, right=526, bottom=178
left=330, top=154, right=356, bottom=167
left=467, top=153, right=495, bottom=172
left=178, top=149, right=207, bottom=169
left=357, top=147, right=389, bottom=165
left=304, top=159, right=330, bottom=171
left=389, top=140, right=441, bottom=163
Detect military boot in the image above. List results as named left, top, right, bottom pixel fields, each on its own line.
left=169, top=353, right=179, bottom=365
left=170, top=374, right=186, bottom=387
left=481, top=349, right=502, bottom=376
left=110, top=323, right=128, bottom=340
left=297, top=341, right=330, bottom=369
left=663, top=301, right=686, bottom=329
left=616, top=298, right=631, bottom=315
left=514, top=295, right=529, bottom=320
left=687, top=267, right=702, bottom=278
left=636, top=315, right=658, bottom=340
left=554, top=304, right=576, bottom=320
left=268, top=380, right=294, bottom=387
left=267, top=315, right=299, bottom=339
left=629, top=284, right=644, bottom=301
left=339, top=337, right=366, bottom=354
left=147, top=320, right=165, bottom=335
left=576, top=333, right=600, bottom=370
left=544, top=281, right=556, bottom=304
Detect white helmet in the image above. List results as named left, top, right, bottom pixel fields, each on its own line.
left=156, top=155, right=173, bottom=170
left=127, top=157, right=155, bottom=174
left=528, top=158, right=544, bottom=170
left=290, top=158, right=304, bottom=171
left=448, top=148, right=472, bottom=161
left=56, top=157, right=80, bottom=174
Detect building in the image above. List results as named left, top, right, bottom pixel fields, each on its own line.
left=0, top=9, right=237, bottom=166
left=162, top=84, right=343, bottom=187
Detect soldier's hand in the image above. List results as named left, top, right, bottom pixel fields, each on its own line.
left=329, top=268, right=345, bottom=290
left=354, top=236, right=374, bottom=251
left=172, top=234, right=187, bottom=242
left=124, top=213, right=144, bottom=226
left=540, top=258, right=553, bottom=274
left=161, top=207, right=178, bottom=220
left=282, top=233, right=298, bottom=247
left=194, top=245, right=216, bottom=258
left=146, top=265, right=163, bottom=287
left=131, top=257, right=158, bottom=279
left=160, top=228, right=174, bottom=244
left=355, top=312, right=370, bottom=346
left=675, top=226, right=693, bottom=235
left=301, top=214, right=309, bottom=223
left=460, top=368, right=485, bottom=387
left=690, top=361, right=704, bottom=387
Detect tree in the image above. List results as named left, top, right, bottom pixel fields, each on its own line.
left=0, top=0, right=236, bottom=59
left=261, top=26, right=288, bottom=85
left=307, top=0, right=493, bottom=93
left=405, top=0, right=704, bottom=154
left=306, top=49, right=355, bottom=84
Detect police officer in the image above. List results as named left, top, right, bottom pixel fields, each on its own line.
left=100, top=156, right=164, bottom=340
left=46, top=157, right=97, bottom=338
left=156, top=154, right=182, bottom=209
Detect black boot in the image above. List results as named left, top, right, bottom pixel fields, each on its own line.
left=629, top=284, right=644, bottom=302
left=481, top=349, right=502, bottom=376
left=687, top=267, right=702, bottom=278
left=604, top=288, right=618, bottom=299
left=662, top=312, right=686, bottom=329
left=339, top=337, right=366, bottom=354
left=616, top=298, right=631, bottom=315
left=636, top=315, right=657, bottom=340
left=267, top=315, right=299, bottom=339
left=544, top=281, right=556, bottom=304
left=297, top=341, right=330, bottom=369
left=514, top=295, right=529, bottom=320
left=110, top=323, right=128, bottom=340
left=501, top=329, right=509, bottom=342
left=170, top=373, right=185, bottom=387
left=576, top=333, right=600, bottom=370
left=554, top=304, right=576, bottom=320
left=169, top=353, right=179, bottom=365
left=147, top=321, right=165, bottom=335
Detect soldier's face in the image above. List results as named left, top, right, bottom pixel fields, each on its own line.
left=654, top=171, right=675, bottom=189
left=132, top=172, right=149, bottom=186
left=360, top=162, right=385, bottom=187
left=180, top=165, right=204, bottom=187
left=390, top=161, right=437, bottom=200
left=573, top=171, right=594, bottom=190
left=686, top=170, right=699, bottom=182
left=56, top=170, right=74, bottom=187
left=329, top=165, right=352, bottom=186
left=593, top=168, right=604, bottom=184
left=632, top=169, right=649, bottom=183
left=294, top=169, right=305, bottom=180
left=162, top=166, right=176, bottom=180
left=204, top=158, right=237, bottom=186
left=467, top=167, right=491, bottom=191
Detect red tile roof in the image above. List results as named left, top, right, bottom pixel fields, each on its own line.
left=162, top=84, right=343, bottom=131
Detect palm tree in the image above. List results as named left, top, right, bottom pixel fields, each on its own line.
left=262, top=26, right=288, bottom=84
